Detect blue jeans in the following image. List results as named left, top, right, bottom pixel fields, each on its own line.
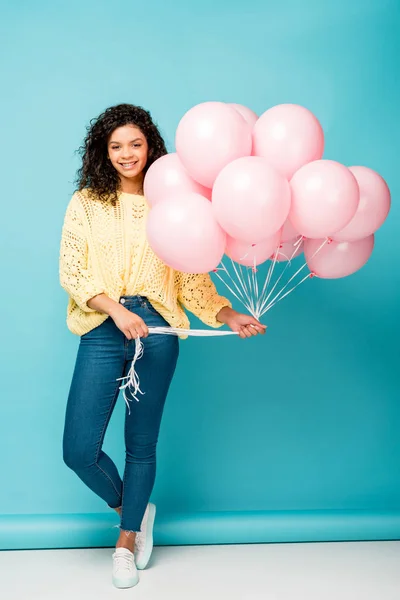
left=62, top=296, right=179, bottom=532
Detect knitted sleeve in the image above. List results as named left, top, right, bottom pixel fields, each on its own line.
left=174, top=271, right=232, bottom=328
left=59, top=193, right=105, bottom=312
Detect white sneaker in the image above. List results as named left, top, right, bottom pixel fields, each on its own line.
left=134, top=503, right=156, bottom=570
left=112, top=547, right=139, bottom=588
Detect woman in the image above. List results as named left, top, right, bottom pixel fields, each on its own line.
left=60, top=103, right=266, bottom=589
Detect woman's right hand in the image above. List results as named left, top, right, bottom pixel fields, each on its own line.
left=110, top=304, right=149, bottom=339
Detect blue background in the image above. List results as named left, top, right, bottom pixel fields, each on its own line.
left=1, top=0, right=399, bottom=548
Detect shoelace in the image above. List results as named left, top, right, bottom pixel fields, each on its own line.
left=114, top=552, right=134, bottom=573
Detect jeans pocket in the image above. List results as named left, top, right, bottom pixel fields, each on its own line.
left=144, top=301, right=160, bottom=317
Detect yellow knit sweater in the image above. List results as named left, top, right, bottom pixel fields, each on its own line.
left=59, top=189, right=231, bottom=337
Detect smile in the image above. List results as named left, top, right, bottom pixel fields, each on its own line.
left=120, top=161, right=138, bottom=170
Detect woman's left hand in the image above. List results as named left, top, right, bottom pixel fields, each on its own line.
left=217, top=307, right=267, bottom=339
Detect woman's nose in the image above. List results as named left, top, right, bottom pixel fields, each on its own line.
left=120, top=147, right=135, bottom=159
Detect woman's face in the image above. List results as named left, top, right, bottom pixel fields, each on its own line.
left=107, top=124, right=148, bottom=182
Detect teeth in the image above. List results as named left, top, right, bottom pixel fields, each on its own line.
left=121, top=162, right=136, bottom=167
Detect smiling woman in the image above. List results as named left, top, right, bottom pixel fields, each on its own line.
left=75, top=103, right=168, bottom=205
left=59, top=103, right=265, bottom=590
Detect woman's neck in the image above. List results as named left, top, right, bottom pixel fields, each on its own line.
left=119, top=174, right=144, bottom=195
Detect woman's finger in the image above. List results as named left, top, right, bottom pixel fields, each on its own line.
left=133, top=323, right=143, bottom=336
left=250, top=321, right=267, bottom=335
left=139, top=321, right=149, bottom=338
left=253, top=325, right=265, bottom=334
left=247, top=324, right=258, bottom=336
left=129, top=327, right=138, bottom=339
left=251, top=318, right=267, bottom=329
left=134, top=318, right=149, bottom=337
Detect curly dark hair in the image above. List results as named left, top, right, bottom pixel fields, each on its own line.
left=75, top=103, right=167, bottom=204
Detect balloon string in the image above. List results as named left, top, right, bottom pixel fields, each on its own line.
left=262, top=272, right=313, bottom=314
left=213, top=270, right=255, bottom=316
left=148, top=326, right=237, bottom=336
left=245, top=265, right=256, bottom=314
left=216, top=237, right=325, bottom=320
left=220, top=260, right=253, bottom=309
left=255, top=246, right=280, bottom=317
left=231, top=245, right=258, bottom=308
left=253, top=257, right=259, bottom=307
left=230, top=259, right=254, bottom=309
left=238, top=262, right=252, bottom=300
left=118, top=327, right=238, bottom=413
left=219, top=259, right=258, bottom=316
left=259, top=237, right=327, bottom=317
left=257, top=237, right=304, bottom=316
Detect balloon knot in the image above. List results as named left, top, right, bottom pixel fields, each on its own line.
left=309, top=272, right=316, bottom=278
left=251, top=243, right=256, bottom=247
left=327, top=237, right=333, bottom=244
left=252, top=267, right=258, bottom=273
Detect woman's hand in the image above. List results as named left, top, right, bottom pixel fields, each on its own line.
left=216, top=307, right=267, bottom=339
left=110, top=304, right=149, bottom=339
left=87, top=294, right=149, bottom=339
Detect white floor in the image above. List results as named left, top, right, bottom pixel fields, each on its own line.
left=1, top=541, right=399, bottom=600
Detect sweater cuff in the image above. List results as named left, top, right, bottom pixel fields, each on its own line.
left=75, top=288, right=105, bottom=313
left=203, top=297, right=233, bottom=328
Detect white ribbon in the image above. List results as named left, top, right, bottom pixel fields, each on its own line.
left=117, top=238, right=328, bottom=414
left=117, top=327, right=238, bottom=414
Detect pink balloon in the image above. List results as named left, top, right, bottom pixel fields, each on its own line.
left=275, top=237, right=304, bottom=262
left=176, top=102, right=252, bottom=188
left=304, top=235, right=374, bottom=279
left=253, top=104, right=324, bottom=180
left=144, top=153, right=211, bottom=206
left=281, top=217, right=300, bottom=243
left=225, top=230, right=281, bottom=267
left=333, top=166, right=391, bottom=242
left=290, top=160, right=360, bottom=239
left=229, top=103, right=259, bottom=128
left=146, top=193, right=226, bottom=274
left=212, top=156, right=291, bottom=244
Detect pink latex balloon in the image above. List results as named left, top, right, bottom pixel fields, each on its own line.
left=281, top=217, right=300, bottom=243
left=212, top=156, right=291, bottom=244
left=253, top=104, right=324, bottom=180
left=225, top=230, right=281, bottom=267
left=275, top=237, right=304, bottom=262
left=144, top=153, right=211, bottom=205
left=333, top=166, right=391, bottom=242
left=229, top=103, right=259, bottom=128
left=176, top=102, right=252, bottom=188
left=304, top=235, right=374, bottom=279
left=290, top=160, right=360, bottom=239
left=146, top=193, right=226, bottom=274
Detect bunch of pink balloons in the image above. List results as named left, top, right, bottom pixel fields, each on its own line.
left=145, top=101, right=390, bottom=277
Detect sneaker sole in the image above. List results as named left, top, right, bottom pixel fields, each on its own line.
left=136, top=503, right=156, bottom=570
left=112, top=573, right=139, bottom=588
